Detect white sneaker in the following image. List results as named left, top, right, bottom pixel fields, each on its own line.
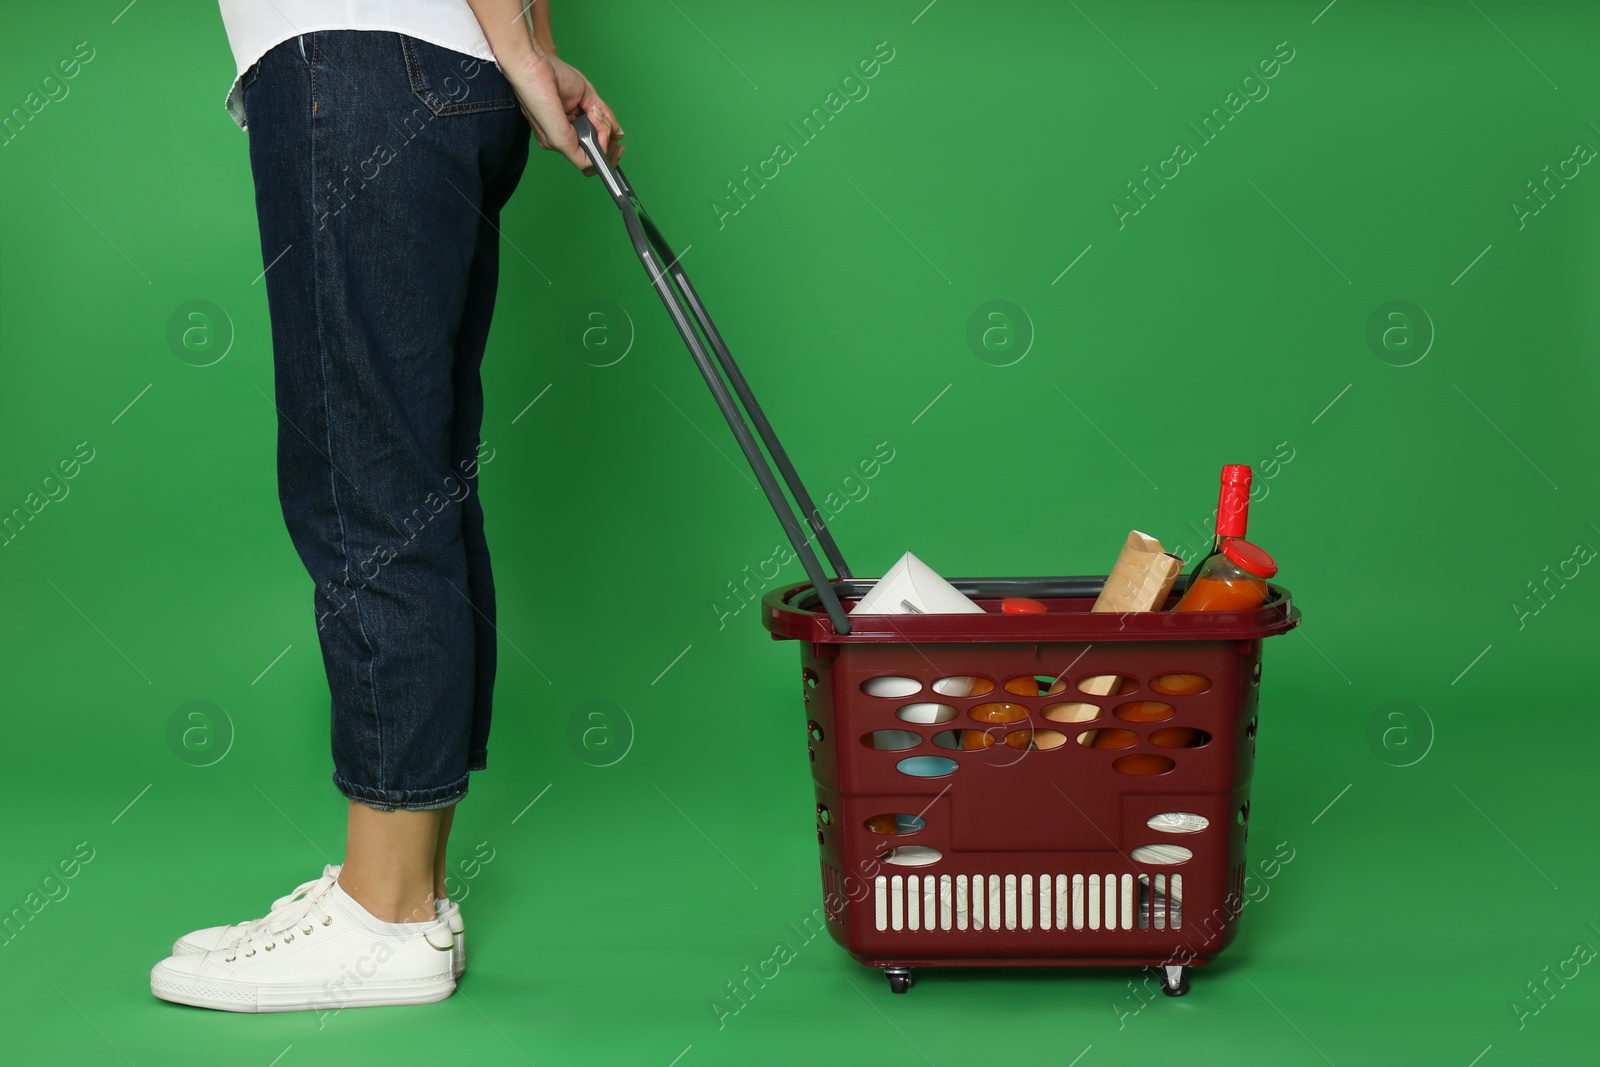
left=171, top=865, right=342, bottom=957
left=151, top=877, right=455, bottom=1013
left=179, top=870, right=468, bottom=980
left=437, top=898, right=465, bottom=979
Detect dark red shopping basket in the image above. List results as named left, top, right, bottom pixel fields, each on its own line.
left=762, top=578, right=1297, bottom=995
left=573, top=118, right=1301, bottom=997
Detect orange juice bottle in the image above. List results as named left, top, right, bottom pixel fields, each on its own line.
left=1173, top=539, right=1277, bottom=612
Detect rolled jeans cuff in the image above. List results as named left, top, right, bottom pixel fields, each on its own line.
left=335, top=771, right=470, bottom=812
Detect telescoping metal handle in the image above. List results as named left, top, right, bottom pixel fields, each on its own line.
left=572, top=115, right=856, bottom=635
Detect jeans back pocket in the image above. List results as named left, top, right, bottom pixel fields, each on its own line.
left=401, top=35, right=518, bottom=117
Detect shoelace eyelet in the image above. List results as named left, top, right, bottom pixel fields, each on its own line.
left=264, top=943, right=275, bottom=951
left=321, top=916, right=332, bottom=926
left=283, top=933, right=294, bottom=943
left=223, top=956, right=235, bottom=963
left=244, top=949, right=255, bottom=957
left=301, top=925, right=313, bottom=935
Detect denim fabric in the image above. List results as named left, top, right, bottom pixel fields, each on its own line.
left=241, top=31, right=531, bottom=811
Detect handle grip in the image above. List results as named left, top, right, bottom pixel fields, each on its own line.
left=571, top=116, right=856, bottom=635
left=572, top=113, right=628, bottom=202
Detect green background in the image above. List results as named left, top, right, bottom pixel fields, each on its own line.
left=2, top=0, right=1596, bottom=1064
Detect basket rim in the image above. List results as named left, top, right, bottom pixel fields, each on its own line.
left=760, top=574, right=1300, bottom=643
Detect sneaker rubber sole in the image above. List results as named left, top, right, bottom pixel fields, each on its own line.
left=150, top=965, right=455, bottom=1013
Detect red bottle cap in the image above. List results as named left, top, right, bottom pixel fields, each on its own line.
left=1221, top=538, right=1278, bottom=578
left=1217, top=464, right=1252, bottom=538
left=1001, top=597, right=1047, bottom=614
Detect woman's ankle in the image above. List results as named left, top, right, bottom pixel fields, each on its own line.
left=336, top=869, right=436, bottom=924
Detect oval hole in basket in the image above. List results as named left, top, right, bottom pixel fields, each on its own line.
left=1147, top=812, right=1209, bottom=834
left=861, top=676, right=921, bottom=698
left=1075, top=671, right=1139, bottom=697
left=1005, top=728, right=1068, bottom=750
left=969, top=702, right=1029, bottom=724
left=817, top=804, right=831, bottom=825
left=932, top=676, right=995, bottom=697
left=1113, top=754, right=1176, bottom=776
left=1131, top=844, right=1193, bottom=865
left=896, top=755, right=958, bottom=778
left=1077, top=674, right=1138, bottom=695
left=1042, top=702, right=1100, bottom=724
left=1151, top=727, right=1211, bottom=748
left=1076, top=728, right=1137, bottom=749
left=881, top=845, right=942, bottom=867
left=1004, top=674, right=1068, bottom=696
left=932, top=729, right=992, bottom=750
left=861, top=729, right=921, bottom=751
left=865, top=813, right=926, bottom=835
left=895, top=702, right=957, bottom=725
left=1150, top=673, right=1210, bottom=696
left=1113, top=700, right=1175, bottom=723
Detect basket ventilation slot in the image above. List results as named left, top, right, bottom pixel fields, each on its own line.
left=871, top=872, right=1184, bottom=933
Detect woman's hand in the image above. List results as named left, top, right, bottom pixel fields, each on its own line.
left=502, top=50, right=623, bottom=175
left=464, top=0, right=622, bottom=174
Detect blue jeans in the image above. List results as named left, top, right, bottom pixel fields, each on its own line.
left=241, top=31, right=531, bottom=810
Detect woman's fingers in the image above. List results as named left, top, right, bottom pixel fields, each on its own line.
left=584, top=99, right=624, bottom=166
left=588, top=98, right=624, bottom=141
left=547, top=121, right=590, bottom=169
left=526, top=116, right=550, bottom=150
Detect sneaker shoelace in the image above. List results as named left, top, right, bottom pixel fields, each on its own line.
left=218, top=868, right=340, bottom=962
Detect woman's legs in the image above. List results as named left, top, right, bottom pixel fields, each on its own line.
left=245, top=30, right=529, bottom=812
left=152, top=30, right=529, bottom=1010
left=320, top=800, right=455, bottom=923
left=338, top=802, right=442, bottom=923
left=434, top=804, right=457, bottom=899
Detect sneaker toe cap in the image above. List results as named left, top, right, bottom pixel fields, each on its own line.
left=173, top=925, right=236, bottom=956
left=151, top=952, right=260, bottom=1010
left=153, top=951, right=211, bottom=978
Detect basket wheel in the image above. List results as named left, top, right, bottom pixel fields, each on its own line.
left=1159, top=965, right=1189, bottom=997
left=884, top=967, right=914, bottom=994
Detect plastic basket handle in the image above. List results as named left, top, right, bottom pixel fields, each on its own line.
left=572, top=115, right=856, bottom=635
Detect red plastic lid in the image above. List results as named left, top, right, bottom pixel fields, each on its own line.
left=1001, top=596, right=1047, bottom=614
left=1221, top=538, right=1277, bottom=578
left=1217, top=464, right=1252, bottom=538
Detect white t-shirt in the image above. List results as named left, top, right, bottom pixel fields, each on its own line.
left=217, top=1, right=499, bottom=129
